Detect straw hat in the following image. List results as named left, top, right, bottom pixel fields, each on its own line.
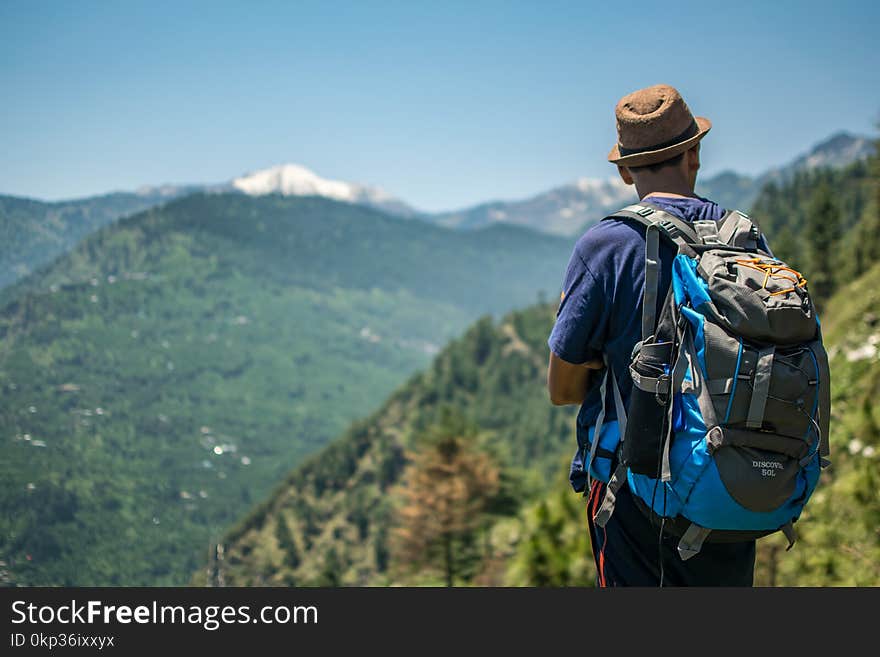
left=608, top=84, right=711, bottom=167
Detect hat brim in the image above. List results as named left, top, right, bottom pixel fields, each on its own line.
left=608, top=116, right=712, bottom=167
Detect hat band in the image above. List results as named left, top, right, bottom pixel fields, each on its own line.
left=617, top=119, right=698, bottom=156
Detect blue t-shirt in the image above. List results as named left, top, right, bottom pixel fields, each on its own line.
left=548, top=194, right=727, bottom=491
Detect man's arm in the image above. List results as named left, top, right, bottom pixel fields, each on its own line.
left=547, top=351, right=604, bottom=406
left=547, top=230, right=612, bottom=405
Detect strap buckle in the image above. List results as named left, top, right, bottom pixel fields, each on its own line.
left=654, top=372, right=670, bottom=406
left=658, top=219, right=683, bottom=239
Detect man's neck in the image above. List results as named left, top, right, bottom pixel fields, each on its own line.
left=641, top=190, right=696, bottom=199
left=632, top=176, right=696, bottom=200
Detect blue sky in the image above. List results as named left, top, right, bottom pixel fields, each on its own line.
left=2, top=0, right=878, bottom=211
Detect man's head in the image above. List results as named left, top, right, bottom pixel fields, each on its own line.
left=607, top=84, right=711, bottom=197
left=617, top=142, right=701, bottom=193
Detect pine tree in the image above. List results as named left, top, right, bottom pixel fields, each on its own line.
left=770, top=225, right=799, bottom=270
left=374, top=526, right=390, bottom=573
left=849, top=133, right=880, bottom=276
left=274, top=514, right=300, bottom=570
left=506, top=468, right=595, bottom=587
left=520, top=501, right=565, bottom=586
left=391, top=432, right=500, bottom=586
left=876, top=129, right=880, bottom=222
left=318, top=547, right=342, bottom=586
left=805, top=181, right=841, bottom=306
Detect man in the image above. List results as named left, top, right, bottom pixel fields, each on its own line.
left=546, top=84, right=756, bottom=586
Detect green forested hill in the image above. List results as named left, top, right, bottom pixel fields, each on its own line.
left=0, top=191, right=190, bottom=289
left=0, top=193, right=573, bottom=586
left=748, top=159, right=877, bottom=281
left=194, top=304, right=581, bottom=586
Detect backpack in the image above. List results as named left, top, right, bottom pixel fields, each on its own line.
left=583, top=201, right=831, bottom=560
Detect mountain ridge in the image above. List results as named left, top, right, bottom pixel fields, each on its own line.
left=1, top=131, right=872, bottom=290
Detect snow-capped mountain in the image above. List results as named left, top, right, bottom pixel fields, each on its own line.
left=232, top=163, right=379, bottom=201
left=130, top=163, right=418, bottom=217
left=230, top=164, right=418, bottom=217
left=431, top=177, right=636, bottom=236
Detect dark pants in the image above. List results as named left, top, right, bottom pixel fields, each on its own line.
left=586, top=480, right=756, bottom=587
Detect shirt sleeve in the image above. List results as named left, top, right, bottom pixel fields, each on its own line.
left=547, top=241, right=609, bottom=365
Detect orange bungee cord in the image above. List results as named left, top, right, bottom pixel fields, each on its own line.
left=733, top=257, right=808, bottom=296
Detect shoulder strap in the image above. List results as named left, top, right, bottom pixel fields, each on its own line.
left=604, top=202, right=700, bottom=246
left=604, top=202, right=699, bottom=342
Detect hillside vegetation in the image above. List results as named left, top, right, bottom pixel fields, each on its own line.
left=0, top=193, right=572, bottom=586
left=0, top=191, right=188, bottom=289
left=193, top=305, right=581, bottom=586
left=749, top=158, right=877, bottom=303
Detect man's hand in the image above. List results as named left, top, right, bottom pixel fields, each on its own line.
left=547, top=351, right=604, bottom=406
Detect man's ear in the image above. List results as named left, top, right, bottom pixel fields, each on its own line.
left=617, top=165, right=634, bottom=185
left=687, top=144, right=701, bottom=172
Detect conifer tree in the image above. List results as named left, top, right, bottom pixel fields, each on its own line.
left=805, top=181, right=841, bottom=305
left=318, top=547, right=342, bottom=586
left=391, top=432, right=500, bottom=586
left=506, top=469, right=594, bottom=587
left=848, top=133, right=880, bottom=275
left=274, top=514, right=300, bottom=570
